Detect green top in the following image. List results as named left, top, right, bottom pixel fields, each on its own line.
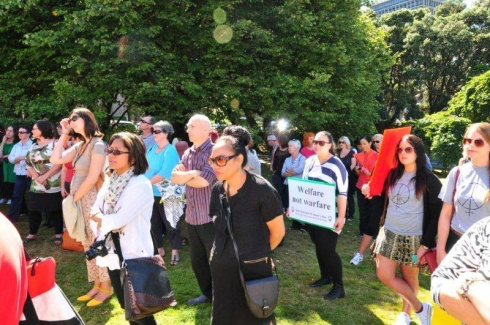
left=2, top=142, right=15, bottom=183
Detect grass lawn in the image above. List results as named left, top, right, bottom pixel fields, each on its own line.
left=1, top=164, right=440, bottom=324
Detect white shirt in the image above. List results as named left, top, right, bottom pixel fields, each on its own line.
left=94, top=174, right=154, bottom=262
left=8, top=139, right=33, bottom=176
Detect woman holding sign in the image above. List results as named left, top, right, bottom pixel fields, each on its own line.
left=363, top=135, right=442, bottom=325
left=302, top=131, right=348, bottom=300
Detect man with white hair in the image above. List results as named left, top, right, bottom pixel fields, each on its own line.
left=171, top=114, right=217, bottom=305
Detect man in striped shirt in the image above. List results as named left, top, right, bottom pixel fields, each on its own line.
left=172, top=114, right=216, bottom=305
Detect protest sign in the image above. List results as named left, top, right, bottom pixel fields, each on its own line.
left=288, top=177, right=336, bottom=230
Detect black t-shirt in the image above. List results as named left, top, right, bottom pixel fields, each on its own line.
left=209, top=171, right=283, bottom=258
left=272, top=148, right=290, bottom=176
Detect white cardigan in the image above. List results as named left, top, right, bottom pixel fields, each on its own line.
left=94, top=174, right=154, bottom=262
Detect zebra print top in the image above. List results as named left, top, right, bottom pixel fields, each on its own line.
left=431, top=216, right=490, bottom=306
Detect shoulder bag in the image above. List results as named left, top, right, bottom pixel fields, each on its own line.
left=221, top=185, right=279, bottom=319
left=111, top=232, right=176, bottom=321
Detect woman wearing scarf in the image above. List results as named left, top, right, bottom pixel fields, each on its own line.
left=90, top=132, right=157, bottom=325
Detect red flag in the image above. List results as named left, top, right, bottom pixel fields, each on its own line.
left=369, top=127, right=412, bottom=196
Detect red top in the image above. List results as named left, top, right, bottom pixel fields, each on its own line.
left=64, top=161, right=75, bottom=183
left=0, top=214, right=27, bottom=325
left=300, top=147, right=315, bottom=158
left=355, top=150, right=378, bottom=190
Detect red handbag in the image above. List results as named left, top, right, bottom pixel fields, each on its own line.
left=420, top=248, right=438, bottom=273
left=26, top=257, right=56, bottom=298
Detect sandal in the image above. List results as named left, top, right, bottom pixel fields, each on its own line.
left=87, top=287, right=113, bottom=307
left=53, top=235, right=63, bottom=245
left=170, top=255, right=180, bottom=266
left=77, top=286, right=100, bottom=302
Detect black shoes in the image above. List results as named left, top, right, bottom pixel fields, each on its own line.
left=187, top=295, right=211, bottom=305
left=309, top=278, right=332, bottom=288
left=324, top=284, right=345, bottom=300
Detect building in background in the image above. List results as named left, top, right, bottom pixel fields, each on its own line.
left=372, top=0, right=446, bottom=16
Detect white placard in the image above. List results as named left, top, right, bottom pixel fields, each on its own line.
left=288, top=177, right=336, bottom=230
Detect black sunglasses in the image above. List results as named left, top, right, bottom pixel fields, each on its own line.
left=107, top=149, right=130, bottom=156
left=140, top=119, right=151, bottom=124
left=69, top=115, right=80, bottom=123
left=373, top=140, right=380, bottom=143
left=208, top=154, right=238, bottom=167
left=18, top=131, right=29, bottom=134
left=313, top=140, right=330, bottom=147
left=338, top=141, right=345, bottom=144
left=463, top=138, right=485, bottom=147
left=396, top=147, right=414, bottom=154
left=153, top=129, right=166, bottom=135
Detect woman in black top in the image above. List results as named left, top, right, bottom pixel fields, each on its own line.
left=271, top=134, right=290, bottom=210
left=208, top=135, right=286, bottom=325
left=337, top=136, right=357, bottom=221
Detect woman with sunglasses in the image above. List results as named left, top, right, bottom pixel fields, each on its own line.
left=436, top=122, right=490, bottom=264
left=363, top=135, right=442, bottom=325
left=24, top=120, right=64, bottom=244
left=337, top=136, right=357, bottom=221
left=372, top=133, right=383, bottom=152
left=302, top=131, right=348, bottom=300
left=90, top=132, right=158, bottom=325
left=350, top=135, right=382, bottom=266
left=51, top=107, right=112, bottom=307
left=208, top=135, right=285, bottom=324
left=144, top=121, right=181, bottom=264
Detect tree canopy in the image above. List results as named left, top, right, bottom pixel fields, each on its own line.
left=0, top=0, right=390, bottom=140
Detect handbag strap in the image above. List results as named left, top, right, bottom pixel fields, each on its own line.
left=378, top=194, right=388, bottom=228
left=111, top=230, right=159, bottom=267
left=451, top=167, right=461, bottom=222
left=221, top=183, right=278, bottom=285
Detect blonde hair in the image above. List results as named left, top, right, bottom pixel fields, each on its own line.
left=464, top=122, right=490, bottom=203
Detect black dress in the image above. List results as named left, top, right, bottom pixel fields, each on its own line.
left=209, top=171, right=283, bottom=325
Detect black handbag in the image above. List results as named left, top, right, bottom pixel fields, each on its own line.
left=112, top=232, right=176, bottom=321
left=221, top=185, right=279, bottom=319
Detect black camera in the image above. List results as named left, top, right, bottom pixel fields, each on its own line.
left=85, top=240, right=108, bottom=260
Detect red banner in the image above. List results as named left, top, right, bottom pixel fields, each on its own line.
left=369, top=127, right=412, bottom=196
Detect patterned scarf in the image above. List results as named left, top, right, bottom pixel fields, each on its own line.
left=104, top=167, right=135, bottom=215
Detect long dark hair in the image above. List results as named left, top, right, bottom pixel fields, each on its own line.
left=71, top=107, right=103, bottom=141
left=383, top=134, right=428, bottom=199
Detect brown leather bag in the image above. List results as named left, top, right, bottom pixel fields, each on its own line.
left=61, top=230, right=84, bottom=252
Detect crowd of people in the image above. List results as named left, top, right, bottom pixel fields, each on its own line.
left=1, top=111, right=490, bottom=325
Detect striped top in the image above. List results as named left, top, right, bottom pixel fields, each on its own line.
left=302, top=154, right=348, bottom=197
left=178, top=138, right=216, bottom=225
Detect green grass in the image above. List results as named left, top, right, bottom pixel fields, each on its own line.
left=1, top=165, right=435, bottom=324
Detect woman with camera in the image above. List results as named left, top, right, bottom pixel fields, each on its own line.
left=90, top=132, right=157, bottom=325
left=208, top=134, right=285, bottom=324
left=51, top=107, right=110, bottom=307
left=23, top=120, right=64, bottom=244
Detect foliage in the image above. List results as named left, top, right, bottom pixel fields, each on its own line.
left=377, top=0, right=490, bottom=129
left=0, top=0, right=390, bottom=141
left=448, top=70, right=490, bottom=123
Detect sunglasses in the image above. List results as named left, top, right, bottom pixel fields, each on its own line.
left=463, top=138, right=485, bottom=147
left=153, top=129, right=166, bottom=135
left=338, top=141, right=345, bottom=144
left=140, top=119, right=151, bottom=124
left=69, top=115, right=80, bottom=123
left=373, top=140, right=380, bottom=143
left=18, top=131, right=29, bottom=134
left=107, top=149, right=130, bottom=156
left=313, top=140, right=330, bottom=146
left=208, top=154, right=238, bottom=167
left=396, top=147, right=414, bottom=154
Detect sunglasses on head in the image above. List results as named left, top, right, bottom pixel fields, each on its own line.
left=396, top=147, right=414, bottom=154
left=463, top=138, right=485, bottom=147
left=153, top=129, right=165, bottom=135
left=107, top=149, right=130, bottom=156
left=69, top=115, right=80, bottom=123
left=208, top=154, right=238, bottom=167
left=313, top=140, right=330, bottom=146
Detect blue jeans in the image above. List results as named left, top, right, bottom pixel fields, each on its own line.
left=8, top=175, right=30, bottom=222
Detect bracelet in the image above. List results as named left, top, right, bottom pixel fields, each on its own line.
left=62, top=132, right=70, bottom=135
left=457, top=275, right=484, bottom=301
